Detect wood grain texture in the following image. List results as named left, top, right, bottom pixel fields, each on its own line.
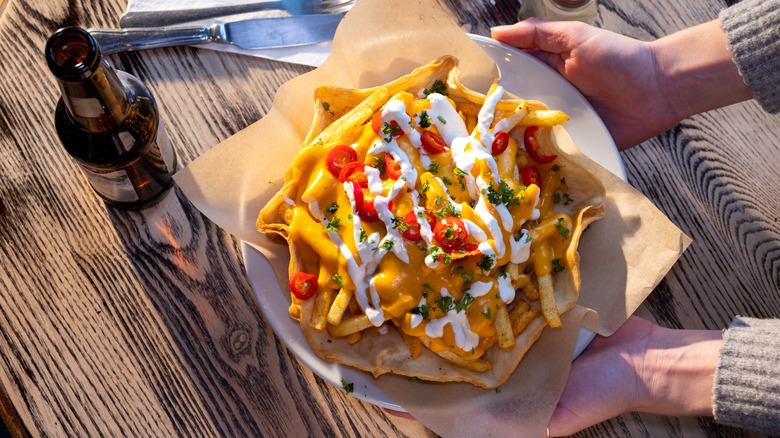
left=0, top=0, right=777, bottom=436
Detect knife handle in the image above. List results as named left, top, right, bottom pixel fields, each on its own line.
left=87, top=26, right=218, bottom=54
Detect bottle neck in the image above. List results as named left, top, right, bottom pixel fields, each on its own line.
left=46, top=27, right=129, bottom=132
left=552, top=0, right=592, bottom=8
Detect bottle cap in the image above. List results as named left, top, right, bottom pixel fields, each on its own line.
left=45, top=27, right=102, bottom=81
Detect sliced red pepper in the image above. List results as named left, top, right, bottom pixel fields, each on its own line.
left=433, top=217, right=468, bottom=253
left=491, top=131, right=509, bottom=155
left=325, top=145, right=357, bottom=177
left=523, top=126, right=557, bottom=164
left=421, top=131, right=448, bottom=154
left=521, top=165, right=542, bottom=187
left=289, top=272, right=317, bottom=300
left=401, top=210, right=436, bottom=241
left=384, top=153, right=402, bottom=180
left=339, top=161, right=369, bottom=188
left=347, top=181, right=364, bottom=211
left=359, top=198, right=392, bottom=223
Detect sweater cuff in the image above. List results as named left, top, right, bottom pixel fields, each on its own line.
left=719, top=0, right=780, bottom=113
left=713, top=316, right=780, bottom=435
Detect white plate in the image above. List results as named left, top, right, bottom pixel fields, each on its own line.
left=242, top=35, right=627, bottom=412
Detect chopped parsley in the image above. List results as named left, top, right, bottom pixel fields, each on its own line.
left=560, top=177, right=567, bottom=185
left=481, top=308, right=494, bottom=319
left=379, top=239, right=394, bottom=252
left=326, top=202, right=339, bottom=214
left=454, top=293, right=475, bottom=312
left=483, top=179, right=520, bottom=208
left=371, top=156, right=386, bottom=174
left=477, top=254, right=494, bottom=272
left=409, top=376, right=421, bottom=382
left=433, top=204, right=461, bottom=219
left=333, top=274, right=345, bottom=288
left=381, top=121, right=402, bottom=142
left=428, top=162, right=440, bottom=174
left=434, top=296, right=454, bottom=313
left=411, top=304, right=433, bottom=320
left=391, top=216, right=410, bottom=231
left=322, top=101, right=334, bottom=115
left=418, top=110, right=432, bottom=128
left=460, top=269, right=475, bottom=282
left=437, top=115, right=447, bottom=124
left=422, top=283, right=436, bottom=295
left=423, top=79, right=448, bottom=97
left=495, top=388, right=502, bottom=394
left=552, top=258, right=565, bottom=273
left=441, top=176, right=453, bottom=186
left=555, top=217, right=571, bottom=241
left=341, top=379, right=354, bottom=394
left=514, top=233, right=532, bottom=243
left=453, top=168, right=467, bottom=191
left=359, top=230, right=368, bottom=242
left=429, top=245, right=452, bottom=265
left=551, top=164, right=561, bottom=171
left=323, top=217, right=342, bottom=232
left=420, top=180, right=431, bottom=194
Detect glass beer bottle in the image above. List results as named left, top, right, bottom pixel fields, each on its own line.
left=45, top=27, right=177, bottom=209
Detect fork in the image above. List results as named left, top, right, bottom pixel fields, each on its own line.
left=119, top=0, right=356, bottom=28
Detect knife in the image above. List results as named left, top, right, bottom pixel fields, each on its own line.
left=88, top=13, right=343, bottom=55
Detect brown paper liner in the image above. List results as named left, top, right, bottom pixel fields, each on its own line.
left=173, top=0, right=690, bottom=433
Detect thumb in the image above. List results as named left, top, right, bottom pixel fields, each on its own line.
left=491, top=18, right=591, bottom=54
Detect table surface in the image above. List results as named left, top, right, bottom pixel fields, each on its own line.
left=1, top=0, right=779, bottom=436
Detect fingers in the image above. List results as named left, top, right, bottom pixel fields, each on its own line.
left=491, top=18, right=592, bottom=54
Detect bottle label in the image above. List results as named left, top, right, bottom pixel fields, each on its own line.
left=81, top=168, right=140, bottom=203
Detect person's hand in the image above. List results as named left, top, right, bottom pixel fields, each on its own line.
left=491, top=19, right=751, bottom=151
left=548, top=316, right=722, bottom=436
left=491, top=19, right=677, bottom=150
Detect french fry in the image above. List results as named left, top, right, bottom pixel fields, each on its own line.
left=310, top=288, right=335, bottom=331
left=495, top=304, right=515, bottom=348
left=289, top=302, right=300, bottom=320
left=328, top=314, right=373, bottom=338
left=501, top=101, right=528, bottom=131
left=347, top=295, right=359, bottom=316
left=522, top=281, right=540, bottom=301
left=401, top=332, right=423, bottom=358
left=509, top=301, right=541, bottom=336
left=538, top=274, right=561, bottom=328
left=327, top=288, right=353, bottom=326
left=519, top=110, right=570, bottom=127
left=434, top=349, right=493, bottom=372
left=347, top=332, right=362, bottom=345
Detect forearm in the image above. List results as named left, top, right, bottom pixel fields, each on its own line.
left=651, top=20, right=751, bottom=121
left=636, top=325, right=723, bottom=416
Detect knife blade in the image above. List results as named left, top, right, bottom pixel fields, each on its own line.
left=88, top=13, right=343, bottom=55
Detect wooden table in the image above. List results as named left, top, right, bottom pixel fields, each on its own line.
left=1, top=0, right=778, bottom=436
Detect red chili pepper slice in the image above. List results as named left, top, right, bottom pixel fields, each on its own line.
left=523, top=126, right=557, bottom=164
left=521, top=165, right=542, bottom=187
left=347, top=181, right=364, bottom=211
left=325, top=145, right=357, bottom=177
left=289, top=272, right=317, bottom=300
left=384, top=153, right=402, bottom=180
left=359, top=198, right=393, bottom=223
left=421, top=131, right=448, bottom=154
left=433, top=217, right=469, bottom=253
left=401, top=210, right=436, bottom=241
left=491, top=131, right=509, bottom=155
left=339, top=161, right=369, bottom=188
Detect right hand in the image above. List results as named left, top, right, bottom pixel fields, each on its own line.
left=491, top=19, right=681, bottom=150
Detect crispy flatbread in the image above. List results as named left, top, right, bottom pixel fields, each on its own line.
left=257, top=56, right=605, bottom=388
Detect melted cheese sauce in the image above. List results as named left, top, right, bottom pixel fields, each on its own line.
left=284, top=84, right=575, bottom=360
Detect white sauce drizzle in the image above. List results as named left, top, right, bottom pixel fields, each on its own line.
left=497, top=274, right=516, bottom=304
left=510, top=230, right=532, bottom=265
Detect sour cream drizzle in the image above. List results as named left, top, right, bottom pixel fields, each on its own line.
left=327, top=85, right=532, bottom=335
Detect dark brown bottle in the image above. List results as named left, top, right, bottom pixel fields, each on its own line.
left=45, top=27, right=177, bottom=209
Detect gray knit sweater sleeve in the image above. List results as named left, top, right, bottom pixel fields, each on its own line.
left=719, top=0, right=780, bottom=113
left=713, top=316, right=780, bottom=434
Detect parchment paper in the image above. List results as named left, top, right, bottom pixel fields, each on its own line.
left=173, top=0, right=691, bottom=435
